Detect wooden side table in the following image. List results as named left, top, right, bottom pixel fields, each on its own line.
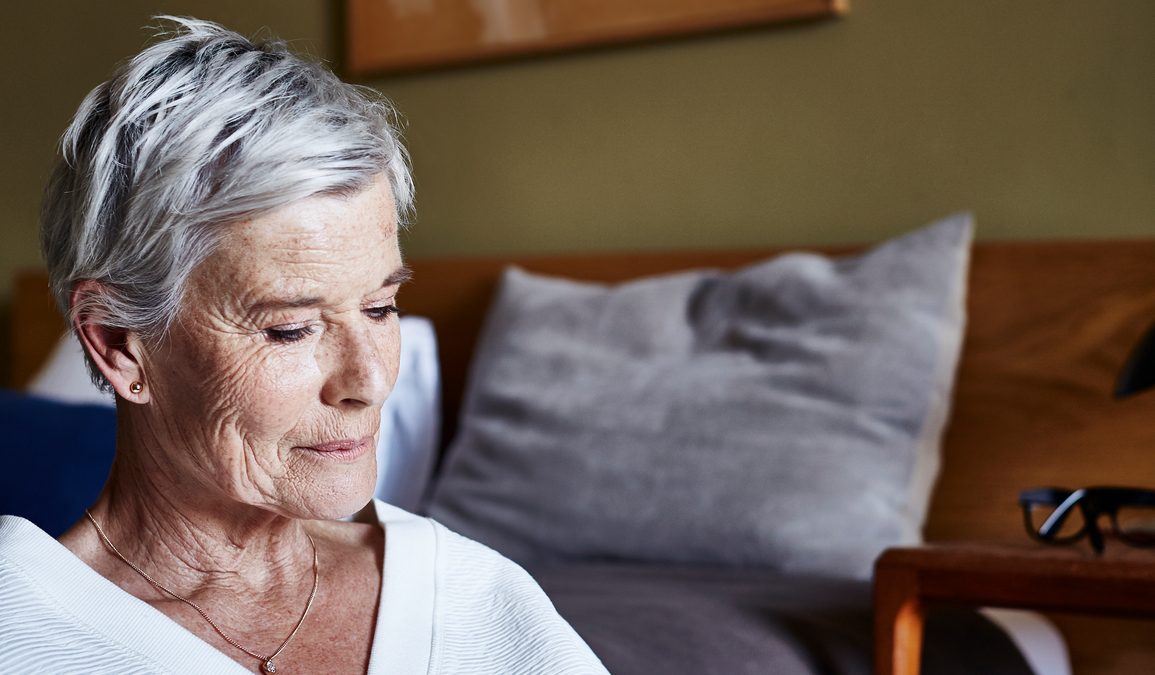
left=874, top=544, right=1155, bottom=675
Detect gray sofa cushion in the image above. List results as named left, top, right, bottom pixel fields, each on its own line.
left=428, top=214, right=973, bottom=579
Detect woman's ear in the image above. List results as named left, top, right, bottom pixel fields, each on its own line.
left=71, top=280, right=151, bottom=403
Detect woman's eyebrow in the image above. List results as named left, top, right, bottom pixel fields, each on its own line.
left=247, top=266, right=412, bottom=315
left=384, top=265, right=413, bottom=288
left=247, top=296, right=325, bottom=315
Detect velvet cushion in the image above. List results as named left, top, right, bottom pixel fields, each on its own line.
left=428, top=214, right=973, bottom=579
left=0, top=390, right=117, bottom=537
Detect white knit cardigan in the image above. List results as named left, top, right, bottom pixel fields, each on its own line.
left=0, top=500, right=606, bottom=674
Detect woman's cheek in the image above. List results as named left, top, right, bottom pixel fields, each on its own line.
left=242, top=346, right=325, bottom=440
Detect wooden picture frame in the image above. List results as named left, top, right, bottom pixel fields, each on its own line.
left=344, top=0, right=847, bottom=77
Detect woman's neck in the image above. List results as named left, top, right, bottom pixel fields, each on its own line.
left=70, top=436, right=317, bottom=599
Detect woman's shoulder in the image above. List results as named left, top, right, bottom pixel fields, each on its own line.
left=369, top=501, right=542, bottom=598
left=0, top=516, right=204, bottom=672
left=359, top=500, right=522, bottom=582
left=420, top=517, right=609, bottom=674
left=0, top=516, right=46, bottom=598
left=320, top=501, right=607, bottom=673
left=0, top=514, right=66, bottom=577
left=359, top=500, right=562, bottom=626
left=429, top=517, right=534, bottom=585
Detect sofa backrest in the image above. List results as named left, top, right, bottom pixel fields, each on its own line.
left=12, top=238, right=1155, bottom=542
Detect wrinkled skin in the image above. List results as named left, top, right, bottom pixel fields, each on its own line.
left=135, top=176, right=404, bottom=522
left=62, top=176, right=405, bottom=672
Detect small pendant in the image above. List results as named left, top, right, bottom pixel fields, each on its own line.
left=262, top=659, right=277, bottom=674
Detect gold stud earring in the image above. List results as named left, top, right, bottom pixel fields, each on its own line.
left=129, top=382, right=144, bottom=394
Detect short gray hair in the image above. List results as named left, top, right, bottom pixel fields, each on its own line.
left=40, top=16, right=414, bottom=390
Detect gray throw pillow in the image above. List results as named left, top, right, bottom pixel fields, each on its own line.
left=428, top=214, right=973, bottom=579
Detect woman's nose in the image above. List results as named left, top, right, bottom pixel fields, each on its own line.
left=321, top=324, right=397, bottom=409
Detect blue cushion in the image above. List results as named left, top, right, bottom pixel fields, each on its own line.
left=0, top=389, right=116, bottom=537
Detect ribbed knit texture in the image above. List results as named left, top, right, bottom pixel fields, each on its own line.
left=0, top=502, right=607, bottom=674
left=0, top=559, right=165, bottom=673
left=430, top=525, right=605, bottom=674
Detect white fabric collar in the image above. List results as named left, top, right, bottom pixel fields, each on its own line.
left=0, top=499, right=435, bottom=674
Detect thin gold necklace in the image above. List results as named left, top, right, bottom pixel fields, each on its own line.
left=85, top=510, right=319, bottom=674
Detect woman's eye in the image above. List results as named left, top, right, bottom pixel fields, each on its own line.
left=264, top=325, right=316, bottom=343
left=364, top=305, right=400, bottom=321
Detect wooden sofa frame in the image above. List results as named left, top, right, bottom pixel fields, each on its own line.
left=11, top=238, right=1155, bottom=671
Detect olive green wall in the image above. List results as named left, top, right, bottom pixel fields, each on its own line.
left=2, top=0, right=1153, bottom=304
left=387, top=0, right=1155, bottom=260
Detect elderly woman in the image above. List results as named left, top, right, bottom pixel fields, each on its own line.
left=0, top=17, right=605, bottom=674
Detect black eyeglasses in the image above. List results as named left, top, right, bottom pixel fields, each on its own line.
left=1020, top=486, right=1155, bottom=555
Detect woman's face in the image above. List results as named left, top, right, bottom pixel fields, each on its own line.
left=138, top=176, right=406, bottom=520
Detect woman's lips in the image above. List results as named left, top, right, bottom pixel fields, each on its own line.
left=296, top=437, right=374, bottom=462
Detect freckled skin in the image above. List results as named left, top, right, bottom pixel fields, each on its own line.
left=61, top=177, right=403, bottom=673
left=139, top=178, right=402, bottom=521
